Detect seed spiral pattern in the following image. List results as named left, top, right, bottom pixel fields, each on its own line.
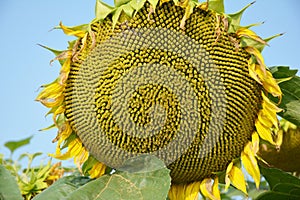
left=65, top=2, right=262, bottom=183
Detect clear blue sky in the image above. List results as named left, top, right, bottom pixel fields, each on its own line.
left=1, top=0, right=300, bottom=166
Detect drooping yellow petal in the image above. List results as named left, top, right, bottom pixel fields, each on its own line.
left=228, top=165, right=247, bottom=195
left=185, top=181, right=200, bottom=200
left=245, top=46, right=266, bottom=74
left=50, top=137, right=88, bottom=166
left=255, top=119, right=274, bottom=145
left=168, top=182, right=200, bottom=200
left=59, top=58, right=71, bottom=85
left=36, top=81, right=64, bottom=100
left=89, top=161, right=107, bottom=178
left=225, top=162, right=233, bottom=191
left=200, top=178, right=220, bottom=200
left=212, top=177, right=221, bottom=199
left=262, top=92, right=282, bottom=113
left=241, top=143, right=260, bottom=188
left=262, top=70, right=282, bottom=98
left=248, top=61, right=263, bottom=84
left=237, top=28, right=267, bottom=45
left=59, top=22, right=88, bottom=38
left=252, top=132, right=260, bottom=154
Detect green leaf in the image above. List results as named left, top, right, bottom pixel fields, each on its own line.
left=0, top=165, right=23, bottom=200
left=32, top=175, right=91, bottom=200
left=18, top=152, right=43, bottom=162
left=260, top=166, right=300, bottom=189
left=208, top=0, right=224, bottom=13
left=65, top=156, right=171, bottom=200
left=258, top=167, right=300, bottom=200
left=4, top=136, right=33, bottom=155
left=114, top=0, right=131, bottom=7
left=228, top=2, right=254, bottom=26
left=269, top=66, right=300, bottom=126
left=95, top=0, right=115, bottom=21
left=270, top=66, right=298, bottom=80
left=256, top=191, right=300, bottom=200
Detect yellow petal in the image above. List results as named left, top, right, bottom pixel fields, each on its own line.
left=251, top=132, right=260, bottom=154
left=49, top=150, right=71, bottom=160
left=245, top=46, right=266, bottom=74
left=212, top=177, right=221, bottom=200
left=168, top=182, right=200, bottom=200
left=237, top=28, right=267, bottom=45
left=200, top=178, right=220, bottom=200
left=248, top=62, right=262, bottom=84
left=225, top=162, right=233, bottom=191
left=229, top=165, right=247, bottom=195
left=36, top=81, right=64, bottom=100
left=89, top=161, right=106, bottom=178
left=59, top=58, right=71, bottom=85
left=262, top=92, right=282, bottom=113
left=185, top=182, right=200, bottom=200
left=255, top=119, right=275, bottom=145
left=241, top=143, right=260, bottom=188
left=38, top=95, right=64, bottom=108
left=59, top=22, right=87, bottom=38
left=262, top=71, right=282, bottom=98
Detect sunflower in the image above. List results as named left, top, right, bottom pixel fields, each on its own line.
left=36, top=0, right=283, bottom=199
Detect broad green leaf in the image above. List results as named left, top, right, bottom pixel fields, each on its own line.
left=32, top=175, right=91, bottom=200
left=227, top=2, right=254, bottom=27
left=256, top=191, right=300, bottom=200
left=4, top=136, right=33, bottom=155
left=95, top=0, right=115, bottom=21
left=208, top=0, right=224, bottom=13
left=0, top=165, right=23, bottom=200
left=273, top=183, right=300, bottom=195
left=65, top=156, right=171, bottom=200
left=256, top=183, right=300, bottom=200
left=260, top=166, right=300, bottom=189
left=269, top=66, right=300, bottom=126
left=269, top=66, right=298, bottom=80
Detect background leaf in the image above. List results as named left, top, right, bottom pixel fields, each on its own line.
left=0, top=165, right=23, bottom=200
left=65, top=156, right=171, bottom=200
left=257, top=166, right=300, bottom=200
left=260, top=166, right=300, bottom=189
left=4, top=136, right=33, bottom=155
left=32, top=175, right=91, bottom=200
left=270, top=66, right=300, bottom=126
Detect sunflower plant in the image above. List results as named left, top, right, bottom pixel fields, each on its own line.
left=31, top=0, right=300, bottom=199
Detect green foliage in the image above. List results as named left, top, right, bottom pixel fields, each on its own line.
left=1, top=137, right=64, bottom=200
left=0, top=165, right=23, bottom=200
left=270, top=66, right=300, bottom=126
left=34, top=156, right=171, bottom=200
left=4, top=136, right=33, bottom=155
left=32, top=175, right=91, bottom=200
left=257, top=167, right=300, bottom=199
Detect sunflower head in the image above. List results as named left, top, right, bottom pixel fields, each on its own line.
left=36, top=0, right=283, bottom=199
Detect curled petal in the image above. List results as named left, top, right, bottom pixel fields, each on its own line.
left=200, top=178, right=220, bottom=200
left=241, top=143, right=260, bottom=188
left=237, top=28, right=267, bottom=45
left=89, top=161, right=107, bottom=178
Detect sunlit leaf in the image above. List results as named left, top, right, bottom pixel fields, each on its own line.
left=0, top=165, right=23, bottom=200
left=65, top=156, right=171, bottom=200
left=270, top=66, right=300, bottom=126
left=32, top=175, right=91, bottom=200
left=4, top=136, right=33, bottom=155
left=260, top=166, right=300, bottom=189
